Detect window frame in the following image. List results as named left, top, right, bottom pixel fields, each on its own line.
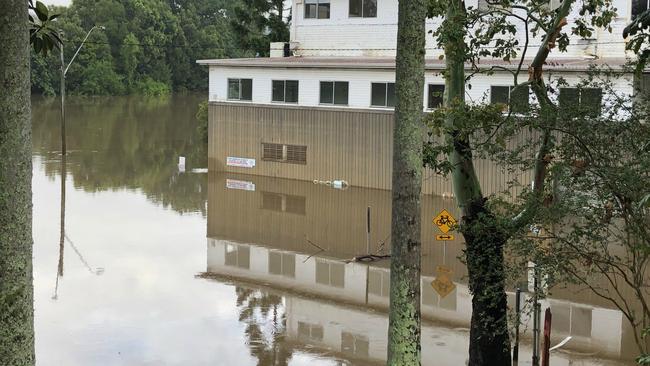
left=489, top=85, right=530, bottom=113
left=427, top=84, right=446, bottom=110
left=319, top=81, right=350, bottom=106
left=227, top=78, right=253, bottom=101
left=370, top=82, right=396, bottom=108
left=271, top=80, right=299, bottom=104
left=305, top=0, right=331, bottom=19
left=349, top=0, right=378, bottom=18
left=559, top=87, right=602, bottom=117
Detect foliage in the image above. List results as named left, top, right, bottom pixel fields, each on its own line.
left=29, top=0, right=62, bottom=56
left=30, top=0, right=289, bottom=95
left=195, top=100, right=209, bottom=143
left=230, top=0, right=290, bottom=57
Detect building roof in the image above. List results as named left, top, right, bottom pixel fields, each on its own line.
left=197, top=56, right=636, bottom=72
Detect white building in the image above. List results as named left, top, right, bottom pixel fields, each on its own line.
left=197, top=0, right=648, bottom=191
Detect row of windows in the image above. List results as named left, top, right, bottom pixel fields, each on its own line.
left=227, top=78, right=444, bottom=108
left=227, top=78, right=603, bottom=114
left=305, top=0, right=377, bottom=19
left=306, top=0, right=647, bottom=19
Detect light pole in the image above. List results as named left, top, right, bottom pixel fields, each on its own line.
left=59, top=25, right=105, bottom=156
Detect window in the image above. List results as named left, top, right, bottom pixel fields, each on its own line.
left=349, top=0, right=377, bottom=17
left=315, top=259, right=345, bottom=287
left=305, top=0, right=330, bottom=19
left=262, top=143, right=307, bottom=164
left=224, top=244, right=250, bottom=269
left=632, top=0, right=649, bottom=19
left=298, top=322, right=324, bottom=341
left=269, top=251, right=296, bottom=277
left=227, top=78, right=252, bottom=101
left=320, top=81, right=349, bottom=105
left=371, top=82, right=396, bottom=107
left=262, top=192, right=306, bottom=215
left=427, top=84, right=445, bottom=109
left=559, top=87, right=602, bottom=117
left=490, top=85, right=530, bottom=113
left=272, top=80, right=299, bottom=103
left=341, top=332, right=370, bottom=357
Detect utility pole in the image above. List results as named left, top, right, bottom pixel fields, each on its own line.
left=59, top=25, right=105, bottom=156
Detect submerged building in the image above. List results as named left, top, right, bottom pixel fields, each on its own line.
left=198, top=0, right=648, bottom=194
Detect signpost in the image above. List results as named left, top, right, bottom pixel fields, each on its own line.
left=433, top=209, right=457, bottom=241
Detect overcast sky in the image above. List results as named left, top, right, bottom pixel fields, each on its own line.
left=41, top=0, right=72, bottom=6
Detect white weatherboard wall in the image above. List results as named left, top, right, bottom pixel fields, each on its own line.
left=291, top=0, right=633, bottom=59
left=208, top=65, right=635, bottom=110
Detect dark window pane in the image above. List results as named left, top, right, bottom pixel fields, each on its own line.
left=334, top=82, right=349, bottom=105
left=241, top=79, right=252, bottom=100
left=305, top=0, right=317, bottom=18
left=640, top=73, right=650, bottom=97
left=509, top=85, right=530, bottom=113
left=371, top=83, right=387, bottom=106
left=386, top=83, right=396, bottom=107
left=428, top=84, right=445, bottom=109
left=228, top=79, right=239, bottom=99
left=581, top=88, right=602, bottom=117
left=285, top=80, right=299, bottom=103
left=559, top=87, right=579, bottom=118
left=272, top=80, right=285, bottom=102
left=318, top=3, right=330, bottom=18
left=349, top=0, right=362, bottom=17
left=490, top=86, right=510, bottom=106
left=632, top=0, right=648, bottom=19
left=363, top=0, right=377, bottom=17
left=320, top=81, right=333, bottom=104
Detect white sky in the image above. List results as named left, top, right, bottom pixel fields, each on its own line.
left=41, top=0, right=72, bottom=6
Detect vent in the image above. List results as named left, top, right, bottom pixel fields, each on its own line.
left=262, top=143, right=284, bottom=161
left=286, top=145, right=307, bottom=164
left=262, top=143, right=307, bottom=164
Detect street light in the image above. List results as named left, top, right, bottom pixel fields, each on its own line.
left=59, top=25, right=105, bottom=156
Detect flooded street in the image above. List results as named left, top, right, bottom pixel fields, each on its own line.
left=30, top=95, right=634, bottom=365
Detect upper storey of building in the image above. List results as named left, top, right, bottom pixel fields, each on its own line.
left=289, top=0, right=646, bottom=59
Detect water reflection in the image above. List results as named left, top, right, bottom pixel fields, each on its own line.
left=32, top=94, right=208, bottom=215
left=205, top=172, right=634, bottom=365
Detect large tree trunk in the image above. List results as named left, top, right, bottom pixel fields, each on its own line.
left=387, top=0, right=427, bottom=364
left=0, top=1, right=35, bottom=365
left=443, top=1, right=512, bottom=364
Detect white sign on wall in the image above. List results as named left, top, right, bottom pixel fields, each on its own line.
left=226, top=157, right=256, bottom=168
left=226, top=179, right=256, bottom=191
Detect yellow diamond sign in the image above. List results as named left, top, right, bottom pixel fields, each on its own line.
left=433, top=209, right=457, bottom=234
left=431, top=276, right=456, bottom=298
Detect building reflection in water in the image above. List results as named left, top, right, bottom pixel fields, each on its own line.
left=203, top=172, right=635, bottom=365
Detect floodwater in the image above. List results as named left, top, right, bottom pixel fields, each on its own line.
left=30, top=95, right=635, bottom=365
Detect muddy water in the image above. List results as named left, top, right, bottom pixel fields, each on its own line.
left=31, top=95, right=633, bottom=365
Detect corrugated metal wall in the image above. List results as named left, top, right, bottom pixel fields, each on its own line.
left=209, top=102, right=533, bottom=197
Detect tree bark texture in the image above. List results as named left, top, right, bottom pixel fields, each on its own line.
left=0, top=1, right=35, bottom=365
left=387, top=0, right=427, bottom=365
left=443, top=1, right=511, bottom=364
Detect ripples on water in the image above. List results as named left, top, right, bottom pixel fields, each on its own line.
left=30, top=95, right=632, bottom=365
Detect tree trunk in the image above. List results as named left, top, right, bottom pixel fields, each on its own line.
left=442, top=1, right=511, bottom=364
left=387, top=0, right=426, bottom=364
left=0, top=1, right=35, bottom=366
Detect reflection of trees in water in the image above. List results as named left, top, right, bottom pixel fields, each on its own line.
left=31, top=95, right=208, bottom=215
left=235, top=287, right=293, bottom=366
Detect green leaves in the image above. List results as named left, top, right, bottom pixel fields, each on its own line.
left=29, top=0, right=62, bottom=57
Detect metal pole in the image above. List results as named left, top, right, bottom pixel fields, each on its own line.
left=532, top=266, right=541, bottom=366
left=513, top=287, right=521, bottom=364
left=366, top=206, right=371, bottom=253
left=60, top=42, right=66, bottom=156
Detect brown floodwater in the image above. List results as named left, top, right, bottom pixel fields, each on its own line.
left=31, top=95, right=635, bottom=365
